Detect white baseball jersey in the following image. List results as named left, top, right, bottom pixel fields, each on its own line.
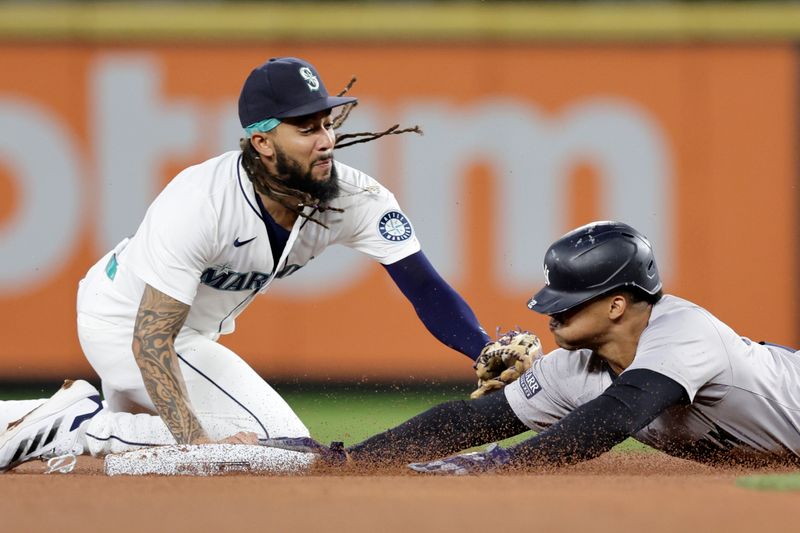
left=506, top=294, right=800, bottom=463
left=78, top=151, right=421, bottom=336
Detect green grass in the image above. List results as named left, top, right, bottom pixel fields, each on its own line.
left=278, top=385, right=472, bottom=445
left=736, top=473, right=800, bottom=491
left=1, top=383, right=651, bottom=452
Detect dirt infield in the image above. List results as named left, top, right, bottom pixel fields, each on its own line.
left=1, top=451, right=797, bottom=533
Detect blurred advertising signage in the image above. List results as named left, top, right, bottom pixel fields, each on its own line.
left=0, top=45, right=795, bottom=379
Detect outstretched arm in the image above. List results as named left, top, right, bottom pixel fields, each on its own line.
left=408, top=369, right=689, bottom=474
left=131, top=284, right=208, bottom=444
left=347, top=391, right=529, bottom=465
left=383, top=251, right=490, bottom=360
left=507, top=368, right=688, bottom=467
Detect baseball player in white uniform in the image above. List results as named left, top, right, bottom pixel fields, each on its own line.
left=273, top=221, right=800, bottom=472
left=0, top=57, right=491, bottom=471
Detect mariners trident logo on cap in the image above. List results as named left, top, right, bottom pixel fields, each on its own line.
left=238, top=56, right=357, bottom=131
left=299, top=67, right=320, bottom=91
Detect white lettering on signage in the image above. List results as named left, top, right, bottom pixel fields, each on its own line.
left=0, top=56, right=672, bottom=297
left=400, top=99, right=671, bottom=290
left=0, top=100, right=82, bottom=292
left=93, top=56, right=200, bottom=251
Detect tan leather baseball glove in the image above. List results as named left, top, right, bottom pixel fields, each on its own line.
left=470, top=329, right=543, bottom=399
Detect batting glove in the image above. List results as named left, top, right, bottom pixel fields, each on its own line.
left=407, top=443, right=510, bottom=475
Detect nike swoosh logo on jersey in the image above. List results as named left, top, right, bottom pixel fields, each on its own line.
left=233, top=236, right=257, bottom=247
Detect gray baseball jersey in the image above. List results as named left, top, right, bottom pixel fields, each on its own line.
left=505, top=294, right=800, bottom=463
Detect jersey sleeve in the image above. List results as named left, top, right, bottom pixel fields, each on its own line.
left=625, top=307, right=728, bottom=402
left=504, top=349, right=600, bottom=432
left=340, top=186, right=421, bottom=265
left=122, top=181, right=218, bottom=305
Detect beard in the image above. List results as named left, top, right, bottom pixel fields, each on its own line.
left=273, top=148, right=340, bottom=204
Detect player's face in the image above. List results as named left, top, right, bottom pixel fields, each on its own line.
left=268, top=110, right=340, bottom=202
left=273, top=110, right=336, bottom=182
left=547, top=295, right=615, bottom=351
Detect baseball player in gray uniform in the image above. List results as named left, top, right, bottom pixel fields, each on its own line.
left=0, top=57, right=492, bottom=471
left=269, top=221, right=800, bottom=473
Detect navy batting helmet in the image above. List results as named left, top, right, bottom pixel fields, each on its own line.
left=527, top=221, right=661, bottom=315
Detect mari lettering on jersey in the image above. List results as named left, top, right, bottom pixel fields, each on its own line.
left=201, top=267, right=270, bottom=291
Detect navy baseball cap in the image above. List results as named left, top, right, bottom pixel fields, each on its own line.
left=238, top=57, right=357, bottom=131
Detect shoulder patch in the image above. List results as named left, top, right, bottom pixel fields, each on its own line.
left=378, top=211, right=413, bottom=242
left=519, top=370, right=543, bottom=399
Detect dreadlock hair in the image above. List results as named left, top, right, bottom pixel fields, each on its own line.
left=239, top=76, right=422, bottom=228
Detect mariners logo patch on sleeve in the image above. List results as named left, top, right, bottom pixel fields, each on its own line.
left=519, top=370, right=543, bottom=399
left=378, top=211, right=413, bottom=242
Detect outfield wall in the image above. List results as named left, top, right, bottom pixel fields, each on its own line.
left=0, top=3, right=797, bottom=381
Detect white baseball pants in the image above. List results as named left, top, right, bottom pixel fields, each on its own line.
left=75, top=309, right=310, bottom=456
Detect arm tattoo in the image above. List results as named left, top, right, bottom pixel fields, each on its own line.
left=132, top=285, right=205, bottom=444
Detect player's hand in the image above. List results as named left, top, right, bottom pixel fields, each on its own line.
left=260, top=436, right=350, bottom=464
left=219, top=431, right=259, bottom=445
left=471, top=329, right=543, bottom=399
left=408, top=443, right=510, bottom=475
left=191, top=431, right=259, bottom=445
